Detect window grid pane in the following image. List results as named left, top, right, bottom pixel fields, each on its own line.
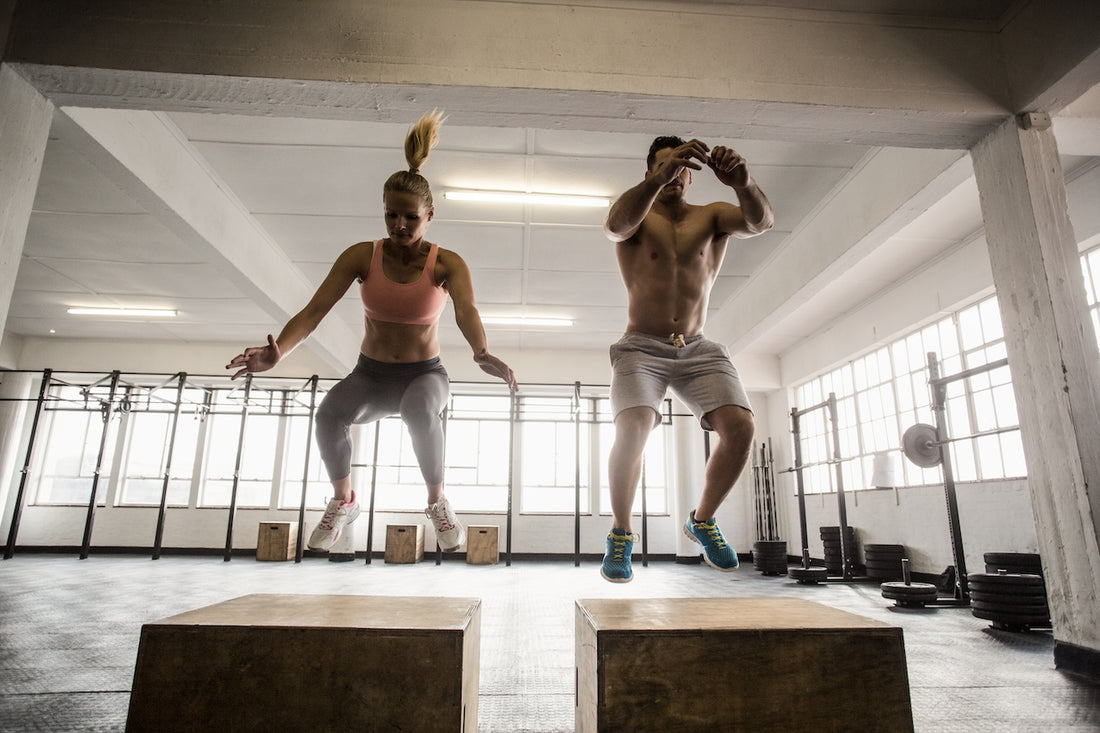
left=792, top=293, right=1023, bottom=492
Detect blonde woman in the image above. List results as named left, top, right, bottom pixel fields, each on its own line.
left=227, top=111, right=517, bottom=552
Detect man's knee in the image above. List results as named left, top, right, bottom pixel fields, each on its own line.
left=708, top=405, right=755, bottom=442
left=614, top=407, right=660, bottom=445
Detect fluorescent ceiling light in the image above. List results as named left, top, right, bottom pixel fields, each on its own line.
left=482, top=316, right=574, bottom=327
left=444, top=190, right=610, bottom=207
left=68, top=307, right=177, bottom=318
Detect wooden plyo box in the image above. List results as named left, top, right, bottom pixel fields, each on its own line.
left=385, top=524, right=425, bottom=563
left=256, top=521, right=297, bottom=561
left=575, top=597, right=913, bottom=733
left=127, top=594, right=481, bottom=732
left=466, top=525, right=499, bottom=565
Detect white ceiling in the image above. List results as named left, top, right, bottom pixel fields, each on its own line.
left=12, top=109, right=870, bottom=351
left=6, top=0, right=1099, bottom=386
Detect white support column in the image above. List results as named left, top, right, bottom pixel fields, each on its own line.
left=671, top=408, right=705, bottom=560
left=971, top=113, right=1100, bottom=666
left=0, top=371, right=33, bottom=535
left=0, top=63, right=52, bottom=346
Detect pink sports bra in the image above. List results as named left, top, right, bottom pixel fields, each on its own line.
left=360, top=239, right=448, bottom=326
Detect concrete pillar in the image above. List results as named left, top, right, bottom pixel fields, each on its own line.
left=0, top=63, right=52, bottom=346
left=671, top=409, right=705, bottom=559
left=971, top=113, right=1100, bottom=672
left=0, top=370, right=32, bottom=535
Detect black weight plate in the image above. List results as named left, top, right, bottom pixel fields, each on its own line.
left=967, top=572, right=1045, bottom=588
left=983, top=552, right=1041, bottom=567
left=881, top=582, right=938, bottom=598
left=971, top=607, right=1051, bottom=625
left=984, top=564, right=1044, bottom=577
left=970, top=599, right=1050, bottom=614
left=789, top=567, right=828, bottom=583
left=865, top=559, right=904, bottom=569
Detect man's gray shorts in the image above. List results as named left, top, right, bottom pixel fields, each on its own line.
left=609, top=331, right=752, bottom=429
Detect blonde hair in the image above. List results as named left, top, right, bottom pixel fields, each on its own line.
left=384, top=109, right=445, bottom=208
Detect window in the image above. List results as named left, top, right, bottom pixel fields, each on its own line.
left=1081, top=245, right=1100, bottom=346
left=199, top=387, right=279, bottom=508
left=445, top=394, right=512, bottom=512
left=597, top=398, right=669, bottom=516
left=793, top=294, right=1022, bottom=493
left=520, top=394, right=591, bottom=513
left=24, top=372, right=662, bottom=519
left=34, top=384, right=119, bottom=505
left=118, top=385, right=205, bottom=506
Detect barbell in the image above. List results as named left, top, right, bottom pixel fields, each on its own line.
left=901, top=422, right=1021, bottom=468
left=780, top=422, right=1020, bottom=473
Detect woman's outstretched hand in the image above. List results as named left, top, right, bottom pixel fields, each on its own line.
left=474, top=350, right=518, bottom=392
left=226, top=334, right=281, bottom=380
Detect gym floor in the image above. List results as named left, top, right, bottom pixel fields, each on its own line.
left=1, top=553, right=1097, bottom=732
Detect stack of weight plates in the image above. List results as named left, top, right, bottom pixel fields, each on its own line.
left=751, top=540, right=788, bottom=576
left=864, top=544, right=906, bottom=581
left=968, top=571, right=1051, bottom=631
left=820, top=526, right=856, bottom=575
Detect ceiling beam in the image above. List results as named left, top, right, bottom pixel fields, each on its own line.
left=4, top=0, right=1028, bottom=149
left=56, top=106, right=359, bottom=374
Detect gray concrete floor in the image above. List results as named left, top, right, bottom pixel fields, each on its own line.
left=1, top=553, right=1098, bottom=732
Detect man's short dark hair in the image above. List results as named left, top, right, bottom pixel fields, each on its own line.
left=647, top=136, right=686, bottom=170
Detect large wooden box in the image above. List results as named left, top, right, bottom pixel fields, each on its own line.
left=575, top=597, right=913, bottom=732
left=256, top=521, right=297, bottom=561
left=466, top=525, right=499, bottom=565
left=127, top=594, right=481, bottom=732
left=385, top=524, right=425, bottom=563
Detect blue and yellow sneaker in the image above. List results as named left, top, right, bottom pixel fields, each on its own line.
left=601, top=528, right=639, bottom=583
left=683, top=510, right=738, bottom=571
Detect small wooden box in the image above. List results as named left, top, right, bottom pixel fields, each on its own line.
left=575, top=597, right=913, bottom=732
left=256, top=521, right=297, bottom=561
left=385, top=524, right=424, bottom=564
left=127, top=594, right=481, bottom=732
left=466, top=525, right=499, bottom=565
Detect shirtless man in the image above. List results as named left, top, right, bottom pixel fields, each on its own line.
left=600, top=136, right=774, bottom=582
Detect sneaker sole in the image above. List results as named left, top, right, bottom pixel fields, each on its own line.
left=600, top=568, right=633, bottom=583
left=682, top=523, right=739, bottom=572
left=438, top=526, right=466, bottom=552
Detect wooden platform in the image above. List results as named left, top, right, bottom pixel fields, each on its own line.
left=575, top=597, right=913, bottom=732
left=127, top=594, right=481, bottom=732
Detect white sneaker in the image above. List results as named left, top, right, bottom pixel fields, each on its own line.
left=308, top=492, right=360, bottom=551
left=425, top=496, right=465, bottom=551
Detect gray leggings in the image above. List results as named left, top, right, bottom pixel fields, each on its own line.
left=315, top=354, right=449, bottom=485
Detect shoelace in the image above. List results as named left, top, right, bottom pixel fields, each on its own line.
left=696, top=519, right=728, bottom=550
left=317, top=500, right=347, bottom=531
left=427, top=503, right=456, bottom=532
left=608, top=533, right=638, bottom=561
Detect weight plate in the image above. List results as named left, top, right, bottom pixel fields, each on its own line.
left=970, top=599, right=1050, bottom=614
left=789, top=567, right=828, bottom=584
left=969, top=588, right=1047, bottom=603
left=902, top=423, right=942, bottom=467
left=984, top=552, right=1041, bottom=565
left=967, top=572, right=1045, bottom=588
left=971, top=607, right=1051, bottom=625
